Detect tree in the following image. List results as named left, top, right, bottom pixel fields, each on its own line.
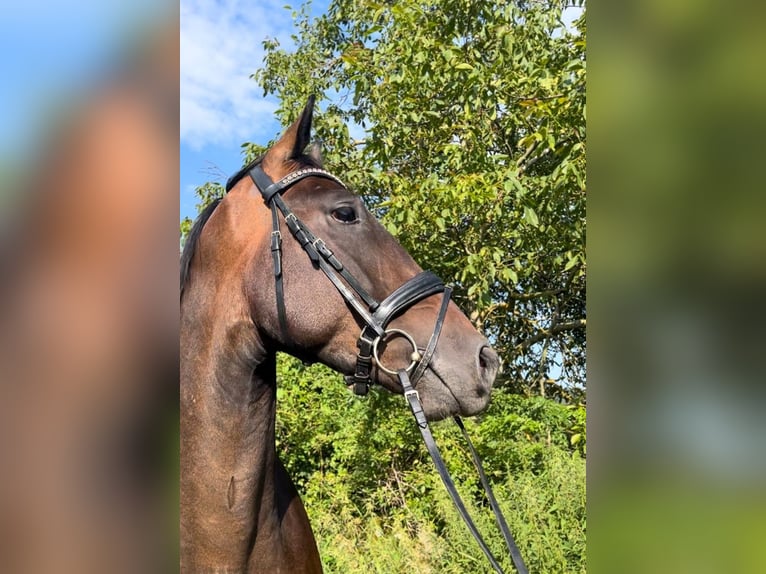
left=250, top=0, right=586, bottom=398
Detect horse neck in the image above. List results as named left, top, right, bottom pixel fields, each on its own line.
left=180, top=287, right=280, bottom=570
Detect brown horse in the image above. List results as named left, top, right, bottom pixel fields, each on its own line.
left=180, top=99, right=500, bottom=573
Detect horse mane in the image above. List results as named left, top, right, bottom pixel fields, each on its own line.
left=180, top=197, right=222, bottom=297
left=225, top=156, right=261, bottom=192
left=181, top=156, right=263, bottom=299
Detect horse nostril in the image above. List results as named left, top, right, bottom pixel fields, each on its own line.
left=478, top=345, right=500, bottom=382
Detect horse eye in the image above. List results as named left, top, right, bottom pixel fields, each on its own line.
left=331, top=206, right=358, bottom=223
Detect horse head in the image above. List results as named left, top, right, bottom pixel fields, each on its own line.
left=189, top=98, right=499, bottom=421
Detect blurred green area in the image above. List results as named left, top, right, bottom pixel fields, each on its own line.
left=591, top=0, right=766, bottom=571
left=591, top=483, right=766, bottom=573
left=592, top=0, right=766, bottom=283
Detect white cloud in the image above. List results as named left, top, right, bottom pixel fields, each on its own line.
left=180, top=0, right=292, bottom=150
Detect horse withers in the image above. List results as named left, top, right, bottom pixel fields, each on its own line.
left=180, top=98, right=500, bottom=573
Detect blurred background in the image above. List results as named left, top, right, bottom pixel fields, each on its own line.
left=0, top=1, right=178, bottom=573
left=1, top=0, right=765, bottom=572
left=590, top=0, right=766, bottom=572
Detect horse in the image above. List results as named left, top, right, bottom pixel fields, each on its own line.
left=180, top=97, right=500, bottom=573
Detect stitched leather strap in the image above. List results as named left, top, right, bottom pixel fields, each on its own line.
left=269, top=202, right=288, bottom=338
left=352, top=272, right=447, bottom=391
left=371, top=271, right=444, bottom=326
left=455, top=416, right=529, bottom=574
left=249, top=164, right=381, bottom=342
left=398, top=370, right=508, bottom=574
left=409, top=286, right=452, bottom=384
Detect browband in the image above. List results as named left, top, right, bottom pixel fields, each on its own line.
left=250, top=165, right=345, bottom=203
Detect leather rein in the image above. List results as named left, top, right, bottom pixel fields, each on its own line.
left=248, top=163, right=528, bottom=574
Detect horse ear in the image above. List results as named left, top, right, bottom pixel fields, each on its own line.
left=307, top=142, right=323, bottom=166
left=267, top=95, right=316, bottom=162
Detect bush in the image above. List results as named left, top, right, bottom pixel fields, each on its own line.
left=276, top=355, right=586, bottom=573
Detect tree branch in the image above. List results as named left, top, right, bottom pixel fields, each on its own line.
left=515, top=140, right=540, bottom=175
left=516, top=319, right=586, bottom=351
left=506, top=286, right=567, bottom=302
left=516, top=93, right=564, bottom=103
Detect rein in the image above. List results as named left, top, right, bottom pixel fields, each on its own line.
left=248, top=163, right=528, bottom=574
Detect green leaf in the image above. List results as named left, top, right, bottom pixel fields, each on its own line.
left=502, top=268, right=519, bottom=284
left=564, top=253, right=579, bottom=271
left=524, top=206, right=540, bottom=227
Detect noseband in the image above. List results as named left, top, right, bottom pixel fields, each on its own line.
left=249, top=164, right=452, bottom=395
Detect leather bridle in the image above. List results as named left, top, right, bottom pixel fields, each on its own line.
left=248, top=163, right=528, bottom=574
left=249, top=163, right=451, bottom=396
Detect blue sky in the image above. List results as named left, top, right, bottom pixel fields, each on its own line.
left=180, top=0, right=329, bottom=222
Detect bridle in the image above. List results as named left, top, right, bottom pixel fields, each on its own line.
left=248, top=163, right=528, bottom=574
left=249, top=163, right=451, bottom=396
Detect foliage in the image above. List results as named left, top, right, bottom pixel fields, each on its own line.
left=251, top=0, right=586, bottom=396
left=180, top=181, right=225, bottom=243
left=276, top=356, right=586, bottom=573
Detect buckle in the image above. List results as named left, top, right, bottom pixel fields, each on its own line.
left=312, top=238, right=330, bottom=259
left=357, top=331, right=377, bottom=350
left=404, top=388, right=419, bottom=401
left=284, top=213, right=301, bottom=234
left=312, top=237, right=326, bottom=251
left=270, top=230, right=281, bottom=250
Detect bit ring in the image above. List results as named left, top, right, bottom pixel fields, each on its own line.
left=372, top=329, right=422, bottom=376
